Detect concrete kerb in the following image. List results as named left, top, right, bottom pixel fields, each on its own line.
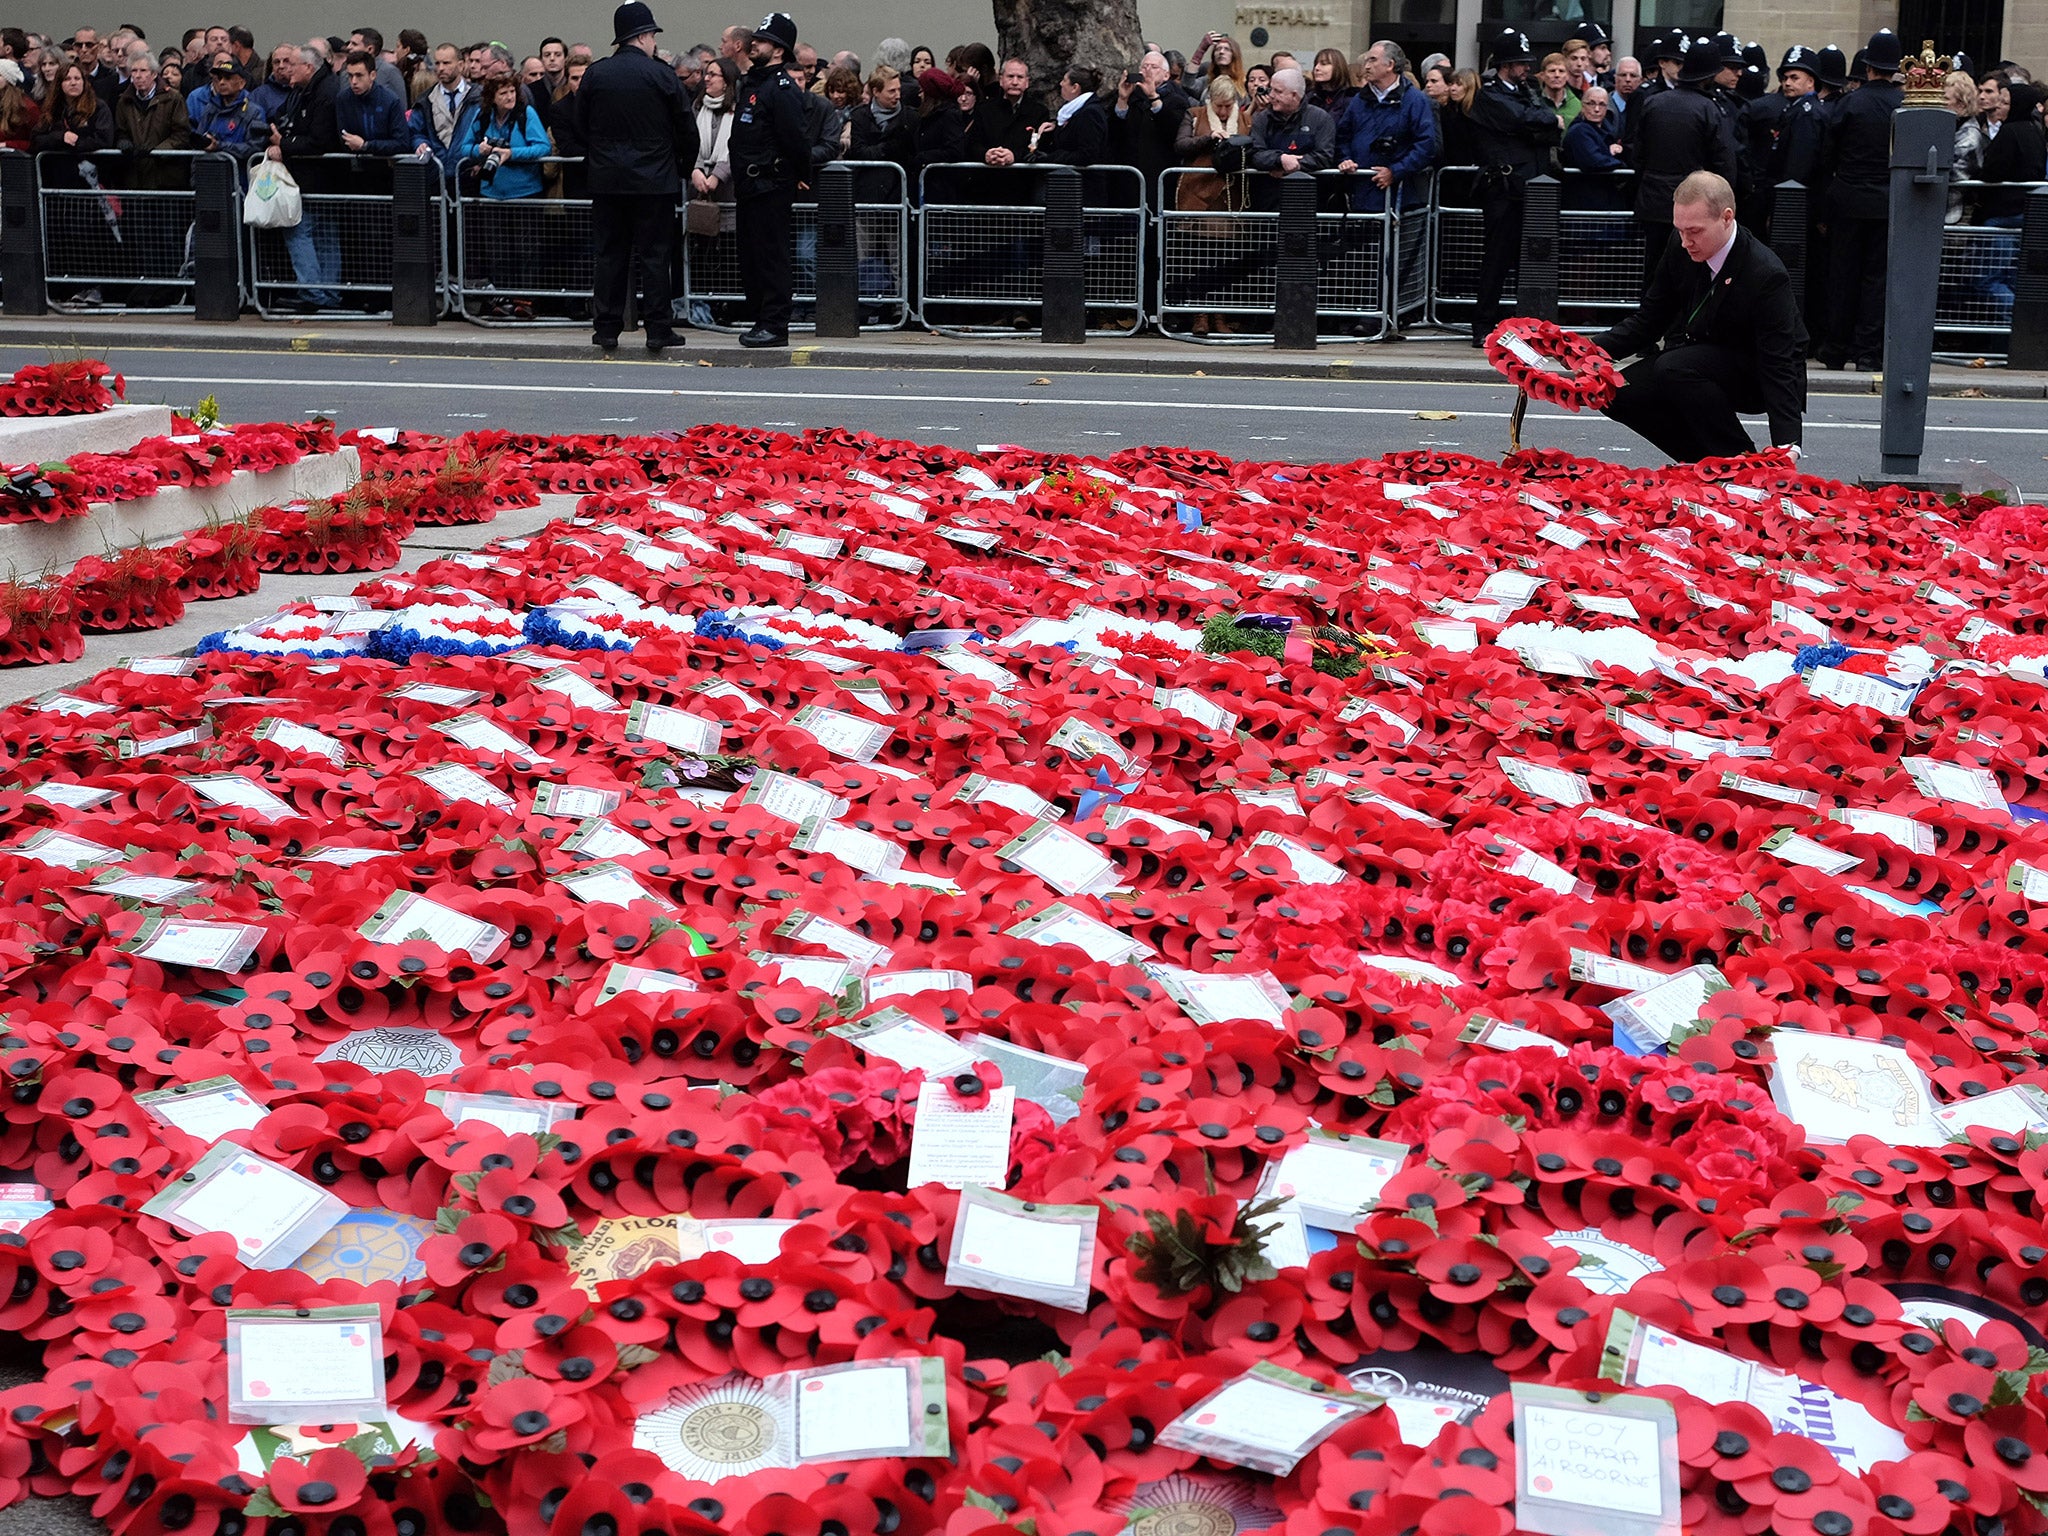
left=0, top=320, right=2038, bottom=398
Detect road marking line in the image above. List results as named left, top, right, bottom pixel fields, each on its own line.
left=107, top=374, right=2048, bottom=435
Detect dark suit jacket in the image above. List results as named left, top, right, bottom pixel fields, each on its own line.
left=1597, top=223, right=1808, bottom=447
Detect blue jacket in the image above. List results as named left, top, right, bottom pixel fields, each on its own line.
left=334, top=82, right=423, bottom=156
left=1332, top=79, right=1437, bottom=211
left=249, top=72, right=293, bottom=123
left=1562, top=117, right=1624, bottom=172
left=462, top=104, right=549, bottom=198
left=186, top=86, right=268, bottom=149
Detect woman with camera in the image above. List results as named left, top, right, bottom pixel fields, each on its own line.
left=1186, top=32, right=1246, bottom=99
left=1244, top=64, right=1271, bottom=112
left=462, top=75, right=551, bottom=317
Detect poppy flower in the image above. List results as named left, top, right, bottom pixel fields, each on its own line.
left=264, top=1448, right=369, bottom=1513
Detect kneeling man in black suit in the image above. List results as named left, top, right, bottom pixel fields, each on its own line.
left=1596, top=170, right=1807, bottom=464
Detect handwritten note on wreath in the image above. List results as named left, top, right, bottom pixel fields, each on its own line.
left=1520, top=1403, right=1664, bottom=1516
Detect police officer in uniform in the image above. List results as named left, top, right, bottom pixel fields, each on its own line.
left=1818, top=28, right=1903, bottom=369
left=1811, top=43, right=1849, bottom=106
left=729, top=12, right=808, bottom=347
left=1742, top=44, right=1808, bottom=237
left=1707, top=34, right=1751, bottom=216
left=1583, top=22, right=1615, bottom=90
left=1738, top=43, right=1769, bottom=101
left=1769, top=46, right=1826, bottom=188
left=1621, top=31, right=1683, bottom=157
left=1627, top=33, right=1737, bottom=292
left=1466, top=28, right=1560, bottom=343
left=574, top=2, right=698, bottom=354
left=1780, top=45, right=1838, bottom=353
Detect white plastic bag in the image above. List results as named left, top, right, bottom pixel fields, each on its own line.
left=243, top=157, right=302, bottom=229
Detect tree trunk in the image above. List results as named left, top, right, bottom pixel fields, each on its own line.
left=994, top=0, right=1143, bottom=92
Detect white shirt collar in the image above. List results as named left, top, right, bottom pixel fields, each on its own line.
left=1704, top=219, right=1739, bottom=277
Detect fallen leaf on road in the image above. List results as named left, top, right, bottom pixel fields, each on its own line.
left=1194, top=370, right=1207, bottom=377
left=1970, top=357, right=1988, bottom=368
left=1031, top=378, right=1052, bottom=386
left=697, top=359, right=712, bottom=367
left=1415, top=410, right=1457, bottom=421
left=1957, top=387, right=1988, bottom=398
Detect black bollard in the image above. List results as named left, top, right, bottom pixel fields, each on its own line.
left=390, top=158, right=441, bottom=327
left=1273, top=171, right=1316, bottom=350
left=189, top=153, right=241, bottom=322
left=1518, top=174, right=1559, bottom=323
left=813, top=162, right=859, bottom=338
left=0, top=153, right=45, bottom=316
left=1041, top=166, right=1085, bottom=345
left=1769, top=180, right=1808, bottom=313
left=2010, top=186, right=2048, bottom=372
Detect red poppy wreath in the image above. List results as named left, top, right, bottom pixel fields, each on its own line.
left=0, top=419, right=2037, bottom=1536
left=1484, top=318, right=1627, bottom=411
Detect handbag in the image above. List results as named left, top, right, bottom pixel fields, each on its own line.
left=685, top=198, right=722, bottom=237
left=243, top=156, right=302, bottom=229
left=1211, top=134, right=1256, bottom=176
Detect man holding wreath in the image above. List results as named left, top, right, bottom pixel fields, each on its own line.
left=1594, top=170, right=1807, bottom=464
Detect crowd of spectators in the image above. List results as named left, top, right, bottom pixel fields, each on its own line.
left=0, top=18, right=2039, bottom=335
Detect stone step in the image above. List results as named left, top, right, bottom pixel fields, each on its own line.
left=0, top=403, right=176, bottom=465
left=0, top=449, right=362, bottom=576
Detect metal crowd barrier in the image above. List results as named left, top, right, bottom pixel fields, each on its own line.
left=917, top=162, right=1145, bottom=337
left=1428, top=166, right=1491, bottom=328
left=1390, top=170, right=1434, bottom=330
left=1428, top=165, right=1641, bottom=329
left=243, top=151, right=446, bottom=320
left=451, top=156, right=591, bottom=326
left=35, top=149, right=220, bottom=315
left=1934, top=181, right=2047, bottom=350
left=1157, top=167, right=1417, bottom=343
left=683, top=160, right=910, bottom=332
left=10, top=147, right=2048, bottom=357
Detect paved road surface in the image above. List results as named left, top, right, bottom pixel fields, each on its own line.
left=4, top=344, right=2045, bottom=496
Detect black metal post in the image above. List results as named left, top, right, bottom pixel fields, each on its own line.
left=188, top=153, right=240, bottom=321
left=813, top=161, right=859, bottom=338
left=0, top=153, right=45, bottom=316
left=1878, top=107, right=1951, bottom=480
left=1769, top=180, right=1808, bottom=313
left=1518, top=173, right=1559, bottom=323
left=390, top=158, right=440, bottom=327
left=1273, top=171, right=1317, bottom=350
left=2010, top=186, right=2048, bottom=372
left=1041, top=166, right=1085, bottom=344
